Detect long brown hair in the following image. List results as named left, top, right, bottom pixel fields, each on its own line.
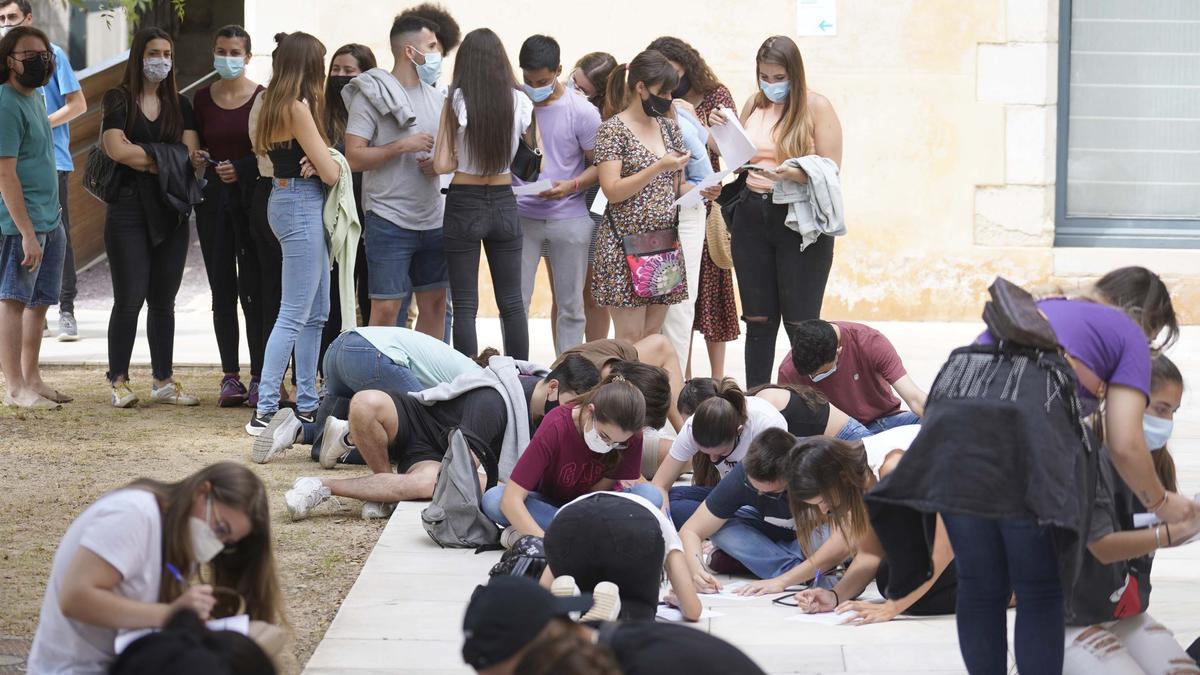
left=324, top=43, right=376, bottom=142
left=1150, top=354, right=1182, bottom=492
left=602, top=49, right=678, bottom=120
left=786, top=437, right=874, bottom=556
left=128, top=463, right=284, bottom=624
left=646, top=36, right=722, bottom=96
left=254, top=31, right=328, bottom=154
left=752, top=35, right=812, bottom=159
left=515, top=618, right=621, bottom=675
left=442, top=28, right=517, bottom=175
left=573, top=51, right=617, bottom=116
left=571, top=375, right=646, bottom=475
left=120, top=27, right=184, bottom=142
left=687, top=378, right=747, bottom=488
left=1089, top=266, right=1179, bottom=352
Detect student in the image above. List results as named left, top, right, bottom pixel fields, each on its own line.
left=109, top=609, right=276, bottom=675
left=252, top=326, right=480, bottom=463
left=433, top=28, right=532, bottom=360
left=1063, top=355, right=1200, bottom=675
left=779, top=319, right=927, bottom=432
left=648, top=36, right=740, bottom=380
left=750, top=380, right=872, bottom=440
left=708, top=36, right=843, bottom=387
left=790, top=435, right=958, bottom=623
left=100, top=27, right=203, bottom=408
left=552, top=334, right=686, bottom=431
left=868, top=267, right=1194, bottom=675
left=284, top=355, right=600, bottom=520
left=344, top=17, right=447, bottom=337
left=481, top=376, right=661, bottom=538
left=0, top=25, right=67, bottom=409
left=192, top=25, right=264, bottom=407
left=591, top=49, right=690, bottom=343
left=247, top=32, right=341, bottom=436
left=515, top=34, right=601, bottom=355
left=0, top=1, right=86, bottom=342
left=542, top=490, right=702, bottom=622
left=651, top=378, right=787, bottom=527
left=462, top=575, right=767, bottom=675
left=27, top=462, right=285, bottom=674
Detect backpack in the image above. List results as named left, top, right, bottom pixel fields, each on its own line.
left=421, top=428, right=500, bottom=548
left=487, top=535, right=547, bottom=580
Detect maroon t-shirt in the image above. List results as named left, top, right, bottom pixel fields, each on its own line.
left=508, top=405, right=642, bottom=505
left=192, top=84, right=262, bottom=162
left=778, top=321, right=907, bottom=422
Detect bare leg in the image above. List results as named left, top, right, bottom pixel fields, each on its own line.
left=609, top=306, right=647, bottom=343
left=546, top=259, right=559, bottom=351
left=706, top=340, right=727, bottom=381
left=20, top=305, right=52, bottom=397
left=583, top=263, right=610, bottom=341
left=369, top=298, right=402, bottom=328
left=0, top=300, right=31, bottom=403
left=414, top=289, right=447, bottom=340
left=323, top=460, right=440, bottom=503
left=642, top=304, right=669, bottom=337
left=347, top=390, right=400, bottom=475
left=634, top=334, right=685, bottom=432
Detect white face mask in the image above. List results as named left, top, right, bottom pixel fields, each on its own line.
left=188, top=496, right=226, bottom=564
left=584, top=417, right=615, bottom=454
left=1143, top=414, right=1173, bottom=451
left=143, top=56, right=173, bottom=83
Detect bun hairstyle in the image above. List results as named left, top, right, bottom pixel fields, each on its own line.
left=689, top=378, right=747, bottom=488
left=678, top=377, right=719, bottom=418
left=786, top=437, right=873, bottom=556
left=605, top=360, right=671, bottom=430
left=602, top=49, right=678, bottom=120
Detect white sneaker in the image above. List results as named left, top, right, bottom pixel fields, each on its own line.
left=285, top=477, right=331, bottom=521
left=253, top=408, right=301, bottom=464
left=500, top=526, right=525, bottom=550
left=151, top=382, right=199, bottom=406
left=551, top=575, right=583, bottom=621
left=318, top=416, right=353, bottom=469
left=361, top=501, right=396, bottom=520
left=111, top=383, right=139, bottom=409
left=580, top=581, right=621, bottom=622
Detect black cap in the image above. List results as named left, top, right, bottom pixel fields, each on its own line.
left=462, top=575, right=593, bottom=669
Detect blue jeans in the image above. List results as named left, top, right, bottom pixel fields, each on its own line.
left=668, top=485, right=713, bottom=529
left=835, top=417, right=872, bottom=441
left=258, top=178, right=329, bottom=414
left=482, top=483, right=664, bottom=530
left=710, top=508, right=833, bottom=581
left=942, top=514, right=1063, bottom=675
left=0, top=223, right=65, bottom=306
left=865, top=410, right=921, bottom=434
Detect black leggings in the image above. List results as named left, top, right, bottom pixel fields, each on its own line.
left=545, top=493, right=665, bottom=621
left=104, top=189, right=190, bottom=383
left=195, top=176, right=264, bottom=376
left=730, top=191, right=834, bottom=387
left=876, top=559, right=958, bottom=616
left=442, top=184, right=528, bottom=360
left=249, top=178, right=285, bottom=378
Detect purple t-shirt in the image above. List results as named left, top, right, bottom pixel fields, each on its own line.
left=978, top=298, right=1151, bottom=411
left=514, top=89, right=601, bottom=220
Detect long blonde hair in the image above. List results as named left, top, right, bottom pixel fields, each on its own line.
left=752, top=35, right=813, bottom=159
left=254, top=31, right=328, bottom=154
left=786, top=437, right=874, bottom=556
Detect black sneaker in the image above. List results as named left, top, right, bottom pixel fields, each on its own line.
left=297, top=410, right=315, bottom=424
left=246, top=411, right=274, bottom=436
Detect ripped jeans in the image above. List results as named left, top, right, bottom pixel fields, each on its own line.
left=1064, top=614, right=1200, bottom=675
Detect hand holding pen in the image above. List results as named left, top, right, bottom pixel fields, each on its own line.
left=165, top=563, right=217, bottom=621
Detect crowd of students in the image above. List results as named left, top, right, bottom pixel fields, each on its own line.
left=3, top=3, right=1199, bottom=674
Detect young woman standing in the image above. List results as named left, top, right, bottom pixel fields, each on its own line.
left=192, top=25, right=264, bottom=407
left=591, top=50, right=690, bottom=343
left=248, top=32, right=341, bottom=438
left=100, top=27, right=202, bottom=408
left=709, top=35, right=843, bottom=387
left=433, top=28, right=532, bottom=360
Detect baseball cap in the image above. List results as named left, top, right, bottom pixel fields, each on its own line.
left=461, top=575, right=593, bottom=669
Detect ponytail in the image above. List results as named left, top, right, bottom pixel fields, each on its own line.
left=572, top=375, right=646, bottom=476
left=692, top=378, right=747, bottom=448
left=602, top=49, right=677, bottom=120
left=602, top=63, right=630, bottom=120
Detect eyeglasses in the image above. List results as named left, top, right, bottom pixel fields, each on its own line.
left=743, top=476, right=785, bottom=501
left=12, top=50, right=51, bottom=63
left=210, top=500, right=233, bottom=543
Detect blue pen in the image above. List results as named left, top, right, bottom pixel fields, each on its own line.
left=813, top=568, right=822, bottom=590
left=165, top=563, right=189, bottom=586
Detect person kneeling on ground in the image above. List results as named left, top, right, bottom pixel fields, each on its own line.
left=481, top=375, right=662, bottom=541
left=284, top=354, right=600, bottom=520
left=541, top=489, right=702, bottom=622
left=462, top=575, right=766, bottom=675
left=791, top=434, right=957, bottom=624
left=554, top=335, right=686, bottom=431
left=27, top=463, right=286, bottom=674
left=778, top=319, right=927, bottom=433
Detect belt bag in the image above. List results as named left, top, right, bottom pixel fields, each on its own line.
left=510, top=111, right=542, bottom=182
left=621, top=224, right=685, bottom=298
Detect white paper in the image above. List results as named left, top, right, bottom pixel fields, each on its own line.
left=672, top=168, right=733, bottom=209
left=796, top=0, right=838, bottom=36
left=696, top=581, right=770, bottom=602
left=114, top=614, right=251, bottom=654
left=512, top=179, right=554, bottom=196
left=590, top=188, right=608, bottom=215
left=786, top=610, right=857, bottom=625
left=1133, top=495, right=1200, bottom=542
left=656, top=605, right=723, bottom=622
left=709, top=109, right=756, bottom=169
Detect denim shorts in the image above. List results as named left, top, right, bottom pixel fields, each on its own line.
left=0, top=222, right=65, bottom=307
left=364, top=211, right=449, bottom=300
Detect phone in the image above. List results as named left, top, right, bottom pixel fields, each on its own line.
left=205, top=157, right=221, bottom=166
left=739, top=163, right=769, bottom=173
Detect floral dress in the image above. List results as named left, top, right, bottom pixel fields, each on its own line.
left=693, top=85, right=741, bottom=342
left=590, top=116, right=688, bottom=308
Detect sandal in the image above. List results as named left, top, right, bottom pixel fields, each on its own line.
left=46, top=390, right=73, bottom=404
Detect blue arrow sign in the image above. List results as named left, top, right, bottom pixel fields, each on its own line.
left=819, top=20, right=832, bottom=31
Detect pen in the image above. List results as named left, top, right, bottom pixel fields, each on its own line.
left=813, top=568, right=822, bottom=590
left=165, top=563, right=188, bottom=587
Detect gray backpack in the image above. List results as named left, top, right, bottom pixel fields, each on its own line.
left=421, top=428, right=500, bottom=548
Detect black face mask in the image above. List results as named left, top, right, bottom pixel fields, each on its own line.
left=641, top=91, right=672, bottom=118
left=671, top=74, right=690, bottom=99
left=15, top=54, right=51, bottom=89
left=543, top=389, right=561, bottom=417
left=327, top=75, right=353, bottom=99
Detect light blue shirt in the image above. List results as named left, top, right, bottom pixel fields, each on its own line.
left=676, top=108, right=713, bottom=186
left=39, top=43, right=81, bottom=172
left=351, top=326, right=479, bottom=387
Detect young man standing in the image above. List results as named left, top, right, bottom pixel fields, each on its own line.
left=515, top=34, right=601, bottom=355
left=344, top=16, right=448, bottom=338
left=0, top=26, right=68, bottom=408
left=0, top=1, right=86, bottom=341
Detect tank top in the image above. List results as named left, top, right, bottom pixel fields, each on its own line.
left=744, top=104, right=782, bottom=193
left=267, top=140, right=305, bottom=179
left=777, top=389, right=830, bottom=437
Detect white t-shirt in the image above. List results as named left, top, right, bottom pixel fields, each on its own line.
left=861, top=424, right=921, bottom=477
left=28, top=489, right=163, bottom=675
left=668, top=396, right=788, bottom=478
left=450, top=88, right=534, bottom=176
left=560, top=491, right=682, bottom=564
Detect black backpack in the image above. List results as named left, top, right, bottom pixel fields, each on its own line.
left=487, top=534, right=547, bottom=580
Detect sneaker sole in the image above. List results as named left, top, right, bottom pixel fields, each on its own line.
left=284, top=491, right=309, bottom=521
left=580, top=581, right=621, bottom=622
left=253, top=409, right=295, bottom=464
left=318, top=418, right=346, bottom=469
left=56, top=334, right=81, bottom=343
left=112, top=396, right=139, bottom=409
left=219, top=395, right=248, bottom=408
left=551, top=576, right=581, bottom=598
left=153, top=397, right=200, bottom=406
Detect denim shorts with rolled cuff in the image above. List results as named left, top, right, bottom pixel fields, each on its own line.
left=0, top=222, right=65, bottom=307
left=363, top=211, right=449, bottom=300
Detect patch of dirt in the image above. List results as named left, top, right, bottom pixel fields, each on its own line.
left=0, top=366, right=385, bottom=674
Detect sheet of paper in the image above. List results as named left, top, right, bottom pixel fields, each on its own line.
left=709, top=109, right=756, bottom=169
left=512, top=179, right=554, bottom=196
left=672, top=168, right=733, bottom=209
left=590, top=188, right=608, bottom=215
left=785, top=610, right=857, bottom=626
left=656, top=605, right=723, bottom=622
left=114, top=614, right=251, bottom=654
left=695, top=581, right=769, bottom=602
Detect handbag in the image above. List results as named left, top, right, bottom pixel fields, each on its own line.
left=618, top=124, right=686, bottom=298
left=705, top=204, right=733, bottom=270
left=81, top=93, right=124, bottom=204
left=510, top=111, right=542, bottom=182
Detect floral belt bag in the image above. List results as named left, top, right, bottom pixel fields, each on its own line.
left=620, top=221, right=685, bottom=298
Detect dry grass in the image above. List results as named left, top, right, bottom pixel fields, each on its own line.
left=0, top=366, right=385, bottom=674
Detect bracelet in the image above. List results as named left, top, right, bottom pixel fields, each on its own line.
left=573, top=178, right=580, bottom=193
left=1154, top=524, right=1162, bottom=549
left=1166, top=524, right=1173, bottom=547
left=1148, top=491, right=1169, bottom=513
left=831, top=589, right=840, bottom=606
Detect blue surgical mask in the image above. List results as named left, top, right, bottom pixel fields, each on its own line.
left=760, top=80, right=790, bottom=103
left=523, top=82, right=555, bottom=103
left=213, top=55, right=245, bottom=80
left=566, top=78, right=577, bottom=91
left=1143, top=414, right=1173, bottom=451
left=411, top=49, right=442, bottom=86
left=810, top=365, right=837, bottom=383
